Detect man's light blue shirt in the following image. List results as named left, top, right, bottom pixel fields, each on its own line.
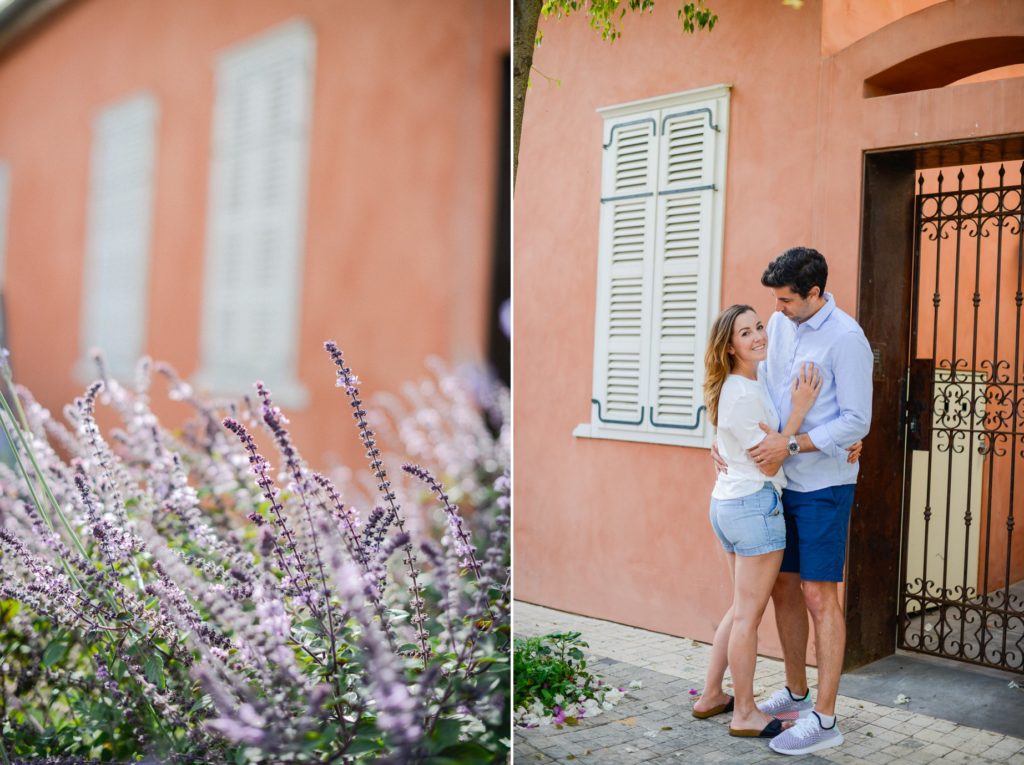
left=761, top=293, right=873, bottom=492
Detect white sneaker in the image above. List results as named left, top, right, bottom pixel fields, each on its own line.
left=756, top=687, right=814, bottom=720
left=769, top=711, right=844, bottom=755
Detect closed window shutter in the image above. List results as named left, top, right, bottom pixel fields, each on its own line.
left=0, top=161, right=8, bottom=291
left=80, top=94, right=158, bottom=380
left=592, top=115, right=657, bottom=427
left=200, top=21, right=314, bottom=405
left=648, top=108, right=719, bottom=432
left=584, top=87, right=728, bottom=447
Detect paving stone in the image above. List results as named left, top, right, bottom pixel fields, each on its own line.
left=917, top=742, right=955, bottom=758
left=513, top=602, right=1024, bottom=765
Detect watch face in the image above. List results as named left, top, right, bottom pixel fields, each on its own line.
left=788, top=442, right=799, bottom=455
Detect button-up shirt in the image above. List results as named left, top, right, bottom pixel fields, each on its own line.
left=762, top=293, right=873, bottom=492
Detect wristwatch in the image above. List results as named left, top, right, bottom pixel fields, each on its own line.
left=787, top=436, right=801, bottom=456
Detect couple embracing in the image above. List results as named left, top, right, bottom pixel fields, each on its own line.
left=691, top=247, right=873, bottom=756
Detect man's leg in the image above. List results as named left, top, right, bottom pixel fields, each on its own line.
left=772, top=572, right=810, bottom=697
left=802, top=580, right=844, bottom=716
left=772, top=491, right=810, bottom=697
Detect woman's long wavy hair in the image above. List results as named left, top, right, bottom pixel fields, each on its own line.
left=704, top=304, right=756, bottom=427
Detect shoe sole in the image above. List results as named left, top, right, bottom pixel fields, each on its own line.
left=691, top=697, right=734, bottom=719
left=770, top=731, right=844, bottom=755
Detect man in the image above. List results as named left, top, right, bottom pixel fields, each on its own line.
left=720, top=246, right=873, bottom=755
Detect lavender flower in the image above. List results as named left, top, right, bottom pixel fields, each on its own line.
left=0, top=342, right=510, bottom=762
left=332, top=560, right=423, bottom=756
left=325, top=341, right=431, bottom=662
left=403, top=462, right=482, bottom=579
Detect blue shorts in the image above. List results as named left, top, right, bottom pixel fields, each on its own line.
left=709, top=483, right=786, bottom=557
left=780, top=485, right=856, bottom=582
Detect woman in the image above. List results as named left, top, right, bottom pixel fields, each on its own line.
left=690, top=303, right=821, bottom=738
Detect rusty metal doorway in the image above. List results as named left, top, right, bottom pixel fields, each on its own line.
left=899, top=160, right=1024, bottom=674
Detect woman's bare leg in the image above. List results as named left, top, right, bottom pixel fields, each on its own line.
left=693, top=552, right=735, bottom=713
left=728, top=549, right=784, bottom=730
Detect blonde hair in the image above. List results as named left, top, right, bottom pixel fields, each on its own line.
left=703, top=304, right=755, bottom=427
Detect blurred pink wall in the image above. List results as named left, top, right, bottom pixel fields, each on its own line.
left=0, top=0, right=508, bottom=467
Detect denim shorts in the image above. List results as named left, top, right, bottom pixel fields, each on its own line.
left=709, top=483, right=786, bottom=556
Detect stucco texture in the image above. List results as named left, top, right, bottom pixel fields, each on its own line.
left=514, top=0, right=1024, bottom=661
left=0, top=0, right=508, bottom=468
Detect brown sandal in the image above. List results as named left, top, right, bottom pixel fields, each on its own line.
left=729, top=718, right=787, bottom=738
left=691, top=696, right=734, bottom=719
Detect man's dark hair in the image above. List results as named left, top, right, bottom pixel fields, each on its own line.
left=761, top=246, right=828, bottom=298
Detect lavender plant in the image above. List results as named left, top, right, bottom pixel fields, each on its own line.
left=357, top=359, right=509, bottom=543
left=0, top=343, right=510, bottom=763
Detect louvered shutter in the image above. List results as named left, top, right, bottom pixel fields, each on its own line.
left=0, top=161, right=8, bottom=290
left=648, top=107, right=718, bottom=433
left=592, top=114, right=658, bottom=428
left=200, top=21, right=314, bottom=405
left=80, top=94, right=158, bottom=380
left=583, top=86, right=729, bottom=447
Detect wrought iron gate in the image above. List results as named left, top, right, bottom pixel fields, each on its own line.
left=900, top=162, right=1024, bottom=674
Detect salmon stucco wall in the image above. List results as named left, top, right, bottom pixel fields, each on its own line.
left=0, top=0, right=508, bottom=469
left=514, top=0, right=1024, bottom=662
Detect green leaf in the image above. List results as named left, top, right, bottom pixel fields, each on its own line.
left=428, top=718, right=462, bottom=753
left=42, top=639, right=69, bottom=667
left=143, top=654, right=165, bottom=689
left=345, top=736, right=382, bottom=755
left=426, top=742, right=497, bottom=765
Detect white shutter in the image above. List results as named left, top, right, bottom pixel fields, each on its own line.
left=591, top=114, right=657, bottom=429
left=0, top=161, right=9, bottom=291
left=199, top=20, right=314, bottom=406
left=580, top=86, right=729, bottom=447
left=647, top=107, right=719, bottom=434
left=79, top=94, right=158, bottom=380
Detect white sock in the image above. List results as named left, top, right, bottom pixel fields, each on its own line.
left=815, top=712, right=837, bottom=728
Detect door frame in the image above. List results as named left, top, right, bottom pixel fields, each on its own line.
left=847, top=135, right=1024, bottom=671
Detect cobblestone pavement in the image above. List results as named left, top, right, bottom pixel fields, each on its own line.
left=513, top=602, right=1024, bottom=764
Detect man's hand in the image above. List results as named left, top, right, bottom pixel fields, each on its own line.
left=847, top=439, right=863, bottom=463
left=711, top=441, right=728, bottom=475
left=747, top=423, right=791, bottom=475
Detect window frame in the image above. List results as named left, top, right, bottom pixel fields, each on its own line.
left=77, top=92, right=160, bottom=382
left=0, top=160, right=9, bottom=293
left=195, top=18, right=315, bottom=408
left=574, top=84, right=731, bottom=448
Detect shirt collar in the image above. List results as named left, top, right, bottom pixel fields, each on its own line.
left=800, top=292, right=836, bottom=330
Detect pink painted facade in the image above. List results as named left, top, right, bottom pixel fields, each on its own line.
left=514, top=0, right=1024, bottom=663
left=0, top=0, right=508, bottom=468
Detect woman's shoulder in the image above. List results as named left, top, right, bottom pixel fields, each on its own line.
left=722, top=373, right=759, bottom=390
left=719, top=375, right=761, bottom=406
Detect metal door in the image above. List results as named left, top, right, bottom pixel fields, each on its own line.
left=901, top=163, right=1024, bottom=673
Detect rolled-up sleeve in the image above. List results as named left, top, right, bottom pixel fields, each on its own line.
left=807, top=331, right=873, bottom=458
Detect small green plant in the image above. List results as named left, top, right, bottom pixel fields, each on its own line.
left=513, top=631, right=625, bottom=728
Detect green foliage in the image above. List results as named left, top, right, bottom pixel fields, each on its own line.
left=678, top=0, right=716, bottom=33
left=538, top=0, right=716, bottom=43
left=513, top=631, right=595, bottom=713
